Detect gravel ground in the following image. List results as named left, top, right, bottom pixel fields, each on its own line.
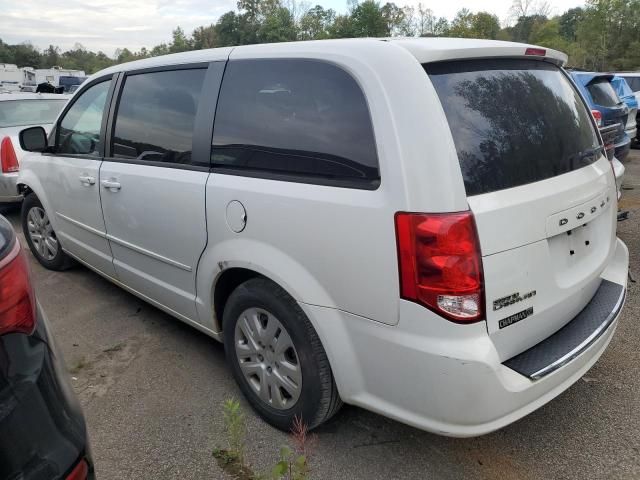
left=2, top=150, right=639, bottom=480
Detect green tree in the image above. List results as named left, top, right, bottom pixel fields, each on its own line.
left=448, top=8, right=474, bottom=38
left=258, top=5, right=298, bottom=42
left=298, top=5, right=336, bottom=40
left=471, top=12, right=501, bottom=39
left=216, top=12, right=242, bottom=46
left=41, top=45, right=60, bottom=68
left=350, top=0, right=389, bottom=37
left=328, top=14, right=355, bottom=38
left=529, top=18, right=567, bottom=52
left=192, top=25, right=218, bottom=49
left=381, top=3, right=406, bottom=36
left=511, top=14, right=548, bottom=42
left=169, top=27, right=192, bottom=53
left=150, top=43, right=170, bottom=56
left=558, top=7, right=584, bottom=41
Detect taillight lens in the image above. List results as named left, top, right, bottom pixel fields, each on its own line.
left=0, top=136, right=19, bottom=173
left=591, top=109, right=603, bottom=128
left=66, top=459, right=89, bottom=480
left=0, top=240, right=36, bottom=336
left=525, top=47, right=546, bottom=56
left=395, top=211, right=484, bottom=323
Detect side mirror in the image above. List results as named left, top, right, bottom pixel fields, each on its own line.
left=19, top=126, right=48, bottom=152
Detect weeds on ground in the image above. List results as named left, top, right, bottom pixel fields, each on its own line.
left=213, top=398, right=254, bottom=479
left=213, top=399, right=314, bottom=480
left=68, top=356, right=88, bottom=374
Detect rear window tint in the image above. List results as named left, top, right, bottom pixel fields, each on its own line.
left=212, top=59, right=379, bottom=189
left=426, top=59, right=600, bottom=196
left=622, top=76, right=640, bottom=92
left=586, top=79, right=620, bottom=107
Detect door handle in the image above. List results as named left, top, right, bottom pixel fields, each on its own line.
left=101, top=179, right=121, bottom=191
left=79, top=175, right=96, bottom=186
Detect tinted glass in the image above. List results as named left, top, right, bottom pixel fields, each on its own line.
left=112, top=69, right=206, bottom=164
left=212, top=59, right=379, bottom=188
left=586, top=79, right=620, bottom=107
left=612, top=77, right=634, bottom=98
left=626, top=77, right=640, bottom=92
left=0, top=100, right=66, bottom=128
left=426, top=59, right=600, bottom=196
left=58, top=80, right=111, bottom=156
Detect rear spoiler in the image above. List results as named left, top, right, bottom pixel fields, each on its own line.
left=586, top=74, right=615, bottom=86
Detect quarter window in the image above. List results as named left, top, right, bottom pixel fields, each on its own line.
left=111, top=69, right=206, bottom=165
left=212, top=59, right=380, bottom=189
left=57, top=79, right=111, bottom=156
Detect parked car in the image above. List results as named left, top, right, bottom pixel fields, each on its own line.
left=611, top=75, right=638, bottom=144
left=0, top=215, right=94, bottom=479
left=613, top=72, right=640, bottom=98
left=569, top=71, right=631, bottom=162
left=0, top=93, right=68, bottom=203
left=16, top=39, right=628, bottom=437
left=599, top=123, right=626, bottom=197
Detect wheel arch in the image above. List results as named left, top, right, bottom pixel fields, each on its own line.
left=197, top=238, right=340, bottom=335
left=16, top=173, right=58, bottom=231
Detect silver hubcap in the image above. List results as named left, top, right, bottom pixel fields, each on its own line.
left=27, top=207, right=58, bottom=261
left=234, top=308, right=302, bottom=410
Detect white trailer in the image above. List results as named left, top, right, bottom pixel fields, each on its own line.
left=34, top=67, right=86, bottom=87
left=0, top=64, right=23, bottom=91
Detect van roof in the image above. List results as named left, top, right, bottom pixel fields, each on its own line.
left=94, top=37, right=567, bottom=79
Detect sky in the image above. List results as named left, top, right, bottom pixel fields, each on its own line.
left=0, top=0, right=585, bottom=57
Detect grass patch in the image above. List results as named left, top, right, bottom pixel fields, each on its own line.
left=69, top=356, right=88, bottom=374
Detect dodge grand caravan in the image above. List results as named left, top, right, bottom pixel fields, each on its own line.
left=15, top=38, right=629, bottom=437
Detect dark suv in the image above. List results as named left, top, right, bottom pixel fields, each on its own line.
left=569, top=71, right=631, bottom=161
left=0, top=215, right=94, bottom=479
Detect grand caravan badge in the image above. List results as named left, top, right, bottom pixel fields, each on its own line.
left=493, top=290, right=537, bottom=311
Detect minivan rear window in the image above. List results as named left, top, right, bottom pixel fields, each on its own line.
left=426, top=59, right=600, bottom=196
left=586, top=79, right=620, bottom=107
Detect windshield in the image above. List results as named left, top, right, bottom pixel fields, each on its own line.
left=0, top=99, right=66, bottom=128
left=425, top=59, right=601, bottom=196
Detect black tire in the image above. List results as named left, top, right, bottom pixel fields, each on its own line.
left=21, top=193, right=74, bottom=271
left=223, top=277, right=342, bottom=431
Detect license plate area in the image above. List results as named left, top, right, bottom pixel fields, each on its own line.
left=548, top=213, right=612, bottom=288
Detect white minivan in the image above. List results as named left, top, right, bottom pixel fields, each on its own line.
left=16, top=38, right=629, bottom=437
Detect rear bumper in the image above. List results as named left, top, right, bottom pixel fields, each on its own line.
left=304, top=238, right=629, bottom=437
left=0, top=303, right=93, bottom=478
left=0, top=172, right=21, bottom=203
left=614, top=136, right=631, bottom=162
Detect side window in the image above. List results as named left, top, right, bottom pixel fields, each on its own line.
left=212, top=59, right=380, bottom=189
left=111, top=69, right=206, bottom=165
left=57, top=79, right=111, bottom=156
left=628, top=77, right=640, bottom=92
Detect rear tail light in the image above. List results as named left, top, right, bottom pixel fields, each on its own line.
left=0, top=136, right=19, bottom=173
left=395, top=211, right=484, bottom=323
left=65, top=459, right=89, bottom=480
left=525, top=47, right=546, bottom=56
left=0, top=240, right=36, bottom=336
left=591, top=109, right=603, bottom=127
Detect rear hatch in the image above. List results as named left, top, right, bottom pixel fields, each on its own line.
left=426, top=59, right=618, bottom=360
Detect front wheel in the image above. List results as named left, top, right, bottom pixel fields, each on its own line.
left=21, top=193, right=73, bottom=270
left=223, top=278, right=342, bottom=431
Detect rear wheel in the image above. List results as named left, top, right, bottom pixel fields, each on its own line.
left=223, top=278, right=342, bottom=431
left=21, top=193, right=73, bottom=271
